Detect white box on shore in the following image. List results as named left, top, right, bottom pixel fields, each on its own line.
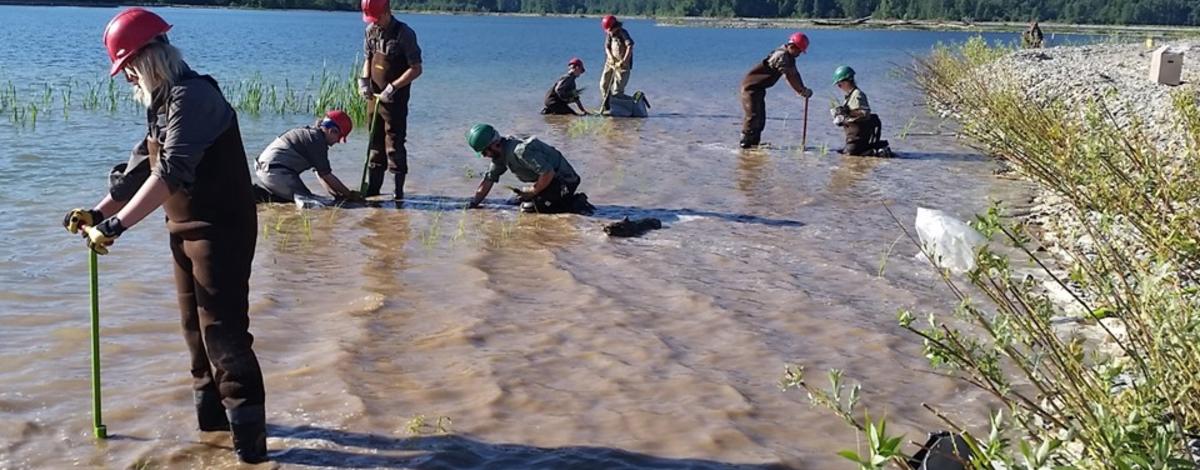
left=1149, top=46, right=1183, bottom=86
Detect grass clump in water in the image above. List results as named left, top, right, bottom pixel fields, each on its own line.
left=786, top=36, right=1200, bottom=469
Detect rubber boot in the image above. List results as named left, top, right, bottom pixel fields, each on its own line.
left=393, top=173, right=405, bottom=201
left=365, top=167, right=386, bottom=197
left=227, top=405, right=268, bottom=464
left=195, top=389, right=229, bottom=432
left=739, top=132, right=760, bottom=149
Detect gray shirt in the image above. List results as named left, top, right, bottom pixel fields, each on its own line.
left=109, top=65, right=234, bottom=201
left=485, top=136, right=580, bottom=184
left=256, top=126, right=332, bottom=175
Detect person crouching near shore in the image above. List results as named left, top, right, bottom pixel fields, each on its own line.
left=62, top=7, right=268, bottom=463
left=832, top=65, right=893, bottom=158
left=542, top=58, right=589, bottom=116
left=253, top=110, right=362, bottom=206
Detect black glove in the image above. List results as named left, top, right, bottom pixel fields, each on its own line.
left=83, top=217, right=126, bottom=255
left=63, top=208, right=103, bottom=234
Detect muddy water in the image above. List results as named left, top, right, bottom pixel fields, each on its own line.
left=1, top=6, right=1043, bottom=469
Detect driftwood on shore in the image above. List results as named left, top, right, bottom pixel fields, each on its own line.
left=811, top=15, right=871, bottom=26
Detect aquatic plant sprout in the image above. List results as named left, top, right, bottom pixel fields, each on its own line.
left=0, top=58, right=371, bottom=129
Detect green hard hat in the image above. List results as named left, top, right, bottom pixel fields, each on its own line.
left=833, top=65, right=856, bottom=84
left=466, top=123, right=499, bottom=156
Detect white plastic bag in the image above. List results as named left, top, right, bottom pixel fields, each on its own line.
left=915, top=207, right=986, bottom=274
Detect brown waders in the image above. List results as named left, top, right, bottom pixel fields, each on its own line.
left=740, top=60, right=784, bottom=148
left=147, top=88, right=266, bottom=463
left=367, top=48, right=411, bottom=199
left=842, top=114, right=890, bottom=157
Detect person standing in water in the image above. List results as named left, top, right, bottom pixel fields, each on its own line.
left=63, top=7, right=268, bottom=463
left=739, top=32, right=814, bottom=149
left=599, top=15, right=634, bottom=113
left=358, top=0, right=422, bottom=200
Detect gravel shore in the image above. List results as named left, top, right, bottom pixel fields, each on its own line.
left=969, top=41, right=1200, bottom=327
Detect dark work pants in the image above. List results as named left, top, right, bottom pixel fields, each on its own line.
left=524, top=178, right=580, bottom=213
left=171, top=229, right=265, bottom=412
left=542, top=102, right=575, bottom=115
left=741, top=89, right=767, bottom=144
left=369, top=90, right=410, bottom=176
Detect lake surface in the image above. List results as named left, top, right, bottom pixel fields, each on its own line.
left=0, top=6, right=1047, bottom=469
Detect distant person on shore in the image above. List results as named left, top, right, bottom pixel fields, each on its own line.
left=739, top=32, right=814, bottom=149
left=252, top=110, right=362, bottom=206
left=359, top=0, right=422, bottom=200
left=1023, top=20, right=1044, bottom=48
left=542, top=58, right=590, bottom=116
left=464, top=123, right=593, bottom=214
left=599, top=15, right=634, bottom=114
left=62, top=7, right=267, bottom=463
left=832, top=66, right=893, bottom=158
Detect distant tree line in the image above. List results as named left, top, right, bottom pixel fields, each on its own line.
left=46, top=0, right=1200, bottom=26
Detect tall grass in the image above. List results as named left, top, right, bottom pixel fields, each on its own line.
left=0, top=59, right=370, bottom=129
left=788, top=36, right=1200, bottom=469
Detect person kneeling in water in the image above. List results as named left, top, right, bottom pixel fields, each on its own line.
left=464, top=123, right=593, bottom=214
left=832, top=66, right=894, bottom=158
left=542, top=58, right=589, bottom=116
left=253, top=110, right=361, bottom=205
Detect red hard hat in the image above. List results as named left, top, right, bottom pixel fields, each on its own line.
left=325, top=110, right=353, bottom=142
left=103, top=8, right=172, bottom=77
left=361, top=0, right=389, bottom=24
left=568, top=57, right=585, bottom=71
left=601, top=15, right=617, bottom=30
left=788, top=32, right=810, bottom=53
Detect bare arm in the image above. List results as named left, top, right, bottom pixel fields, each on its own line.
left=784, top=68, right=810, bottom=97
left=391, top=63, right=423, bottom=89
left=528, top=170, right=556, bottom=196
left=361, top=60, right=370, bottom=80
left=318, top=172, right=353, bottom=197
left=93, top=194, right=127, bottom=218
left=111, top=174, right=172, bottom=229
left=470, top=179, right=495, bottom=208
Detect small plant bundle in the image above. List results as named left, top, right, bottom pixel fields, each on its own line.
left=786, top=37, right=1200, bottom=469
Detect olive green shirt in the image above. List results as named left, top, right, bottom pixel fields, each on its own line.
left=485, top=136, right=580, bottom=184
left=844, top=88, right=870, bottom=114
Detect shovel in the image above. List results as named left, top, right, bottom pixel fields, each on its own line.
left=89, top=250, right=107, bottom=439
left=358, top=97, right=380, bottom=194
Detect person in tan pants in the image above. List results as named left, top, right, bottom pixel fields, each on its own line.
left=599, top=15, right=634, bottom=113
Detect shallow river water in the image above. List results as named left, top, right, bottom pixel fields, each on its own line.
left=0, top=6, right=1050, bottom=469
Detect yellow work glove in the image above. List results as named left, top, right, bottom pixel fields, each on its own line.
left=82, top=217, right=126, bottom=255
left=63, top=208, right=102, bottom=234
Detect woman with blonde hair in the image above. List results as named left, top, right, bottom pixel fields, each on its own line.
left=61, top=7, right=267, bottom=463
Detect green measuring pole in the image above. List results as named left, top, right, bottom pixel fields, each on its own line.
left=359, top=98, right=379, bottom=194
left=89, top=250, right=108, bottom=439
